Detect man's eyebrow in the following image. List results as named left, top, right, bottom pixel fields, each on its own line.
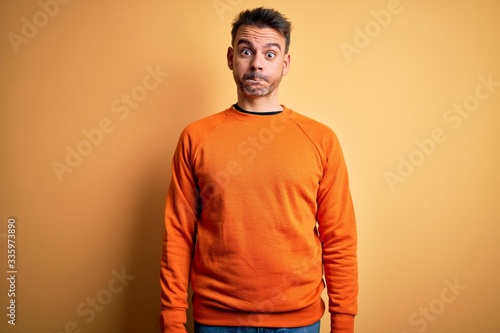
left=237, top=38, right=253, bottom=48
left=236, top=39, right=282, bottom=51
left=264, top=42, right=281, bottom=51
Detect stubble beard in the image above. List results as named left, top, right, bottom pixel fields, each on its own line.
left=238, top=73, right=282, bottom=97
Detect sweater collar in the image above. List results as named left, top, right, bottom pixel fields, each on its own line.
left=225, top=104, right=292, bottom=123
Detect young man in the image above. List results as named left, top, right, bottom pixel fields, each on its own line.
left=160, top=7, right=358, bottom=333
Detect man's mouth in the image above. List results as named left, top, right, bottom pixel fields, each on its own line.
left=246, top=79, right=263, bottom=84
left=243, top=74, right=268, bottom=82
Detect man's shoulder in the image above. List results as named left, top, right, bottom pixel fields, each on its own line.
left=180, top=108, right=230, bottom=139
left=287, top=107, right=344, bottom=159
left=288, top=108, right=338, bottom=139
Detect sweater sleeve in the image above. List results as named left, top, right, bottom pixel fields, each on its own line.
left=316, top=131, right=358, bottom=333
left=160, top=128, right=199, bottom=333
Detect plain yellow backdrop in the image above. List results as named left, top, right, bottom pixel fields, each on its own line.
left=1, top=1, right=499, bottom=332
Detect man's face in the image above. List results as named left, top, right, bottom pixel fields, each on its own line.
left=227, top=25, right=290, bottom=98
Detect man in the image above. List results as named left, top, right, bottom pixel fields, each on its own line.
left=160, top=7, right=358, bottom=333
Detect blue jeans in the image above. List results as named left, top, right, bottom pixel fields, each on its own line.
left=194, top=320, right=320, bottom=333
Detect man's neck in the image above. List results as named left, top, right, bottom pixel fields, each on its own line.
left=236, top=92, right=283, bottom=113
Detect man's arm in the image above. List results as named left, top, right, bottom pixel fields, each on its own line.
left=316, top=132, right=358, bottom=333
left=160, top=129, right=198, bottom=333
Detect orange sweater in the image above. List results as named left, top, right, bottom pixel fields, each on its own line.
left=160, top=105, right=358, bottom=333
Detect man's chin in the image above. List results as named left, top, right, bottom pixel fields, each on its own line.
left=242, top=86, right=271, bottom=97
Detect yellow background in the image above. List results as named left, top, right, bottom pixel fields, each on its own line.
left=1, top=0, right=499, bottom=332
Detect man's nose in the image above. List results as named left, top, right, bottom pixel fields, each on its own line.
left=250, top=54, right=264, bottom=71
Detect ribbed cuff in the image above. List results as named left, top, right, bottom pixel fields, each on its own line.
left=330, top=313, right=355, bottom=333
left=160, top=308, right=187, bottom=333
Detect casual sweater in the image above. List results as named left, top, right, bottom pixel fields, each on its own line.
left=160, top=105, right=358, bottom=333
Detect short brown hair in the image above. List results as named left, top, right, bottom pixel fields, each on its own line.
left=231, top=7, right=292, bottom=53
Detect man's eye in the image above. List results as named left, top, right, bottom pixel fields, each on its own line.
left=266, top=52, right=276, bottom=58
left=241, top=49, right=252, bottom=56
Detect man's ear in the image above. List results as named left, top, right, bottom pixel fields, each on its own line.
left=227, top=47, right=234, bottom=70
left=282, top=53, right=291, bottom=76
